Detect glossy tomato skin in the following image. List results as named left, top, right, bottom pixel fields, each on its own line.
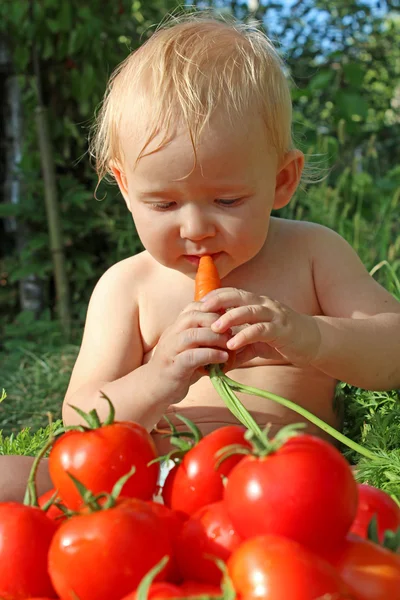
left=162, top=425, right=250, bottom=516
left=224, top=434, right=358, bottom=553
left=120, top=582, right=182, bottom=600
left=48, top=498, right=172, bottom=600
left=227, top=535, right=351, bottom=600
left=146, top=501, right=186, bottom=583
left=49, top=421, right=159, bottom=510
left=179, top=581, right=222, bottom=596
left=176, top=501, right=242, bottom=585
left=121, top=581, right=222, bottom=600
left=350, top=483, right=400, bottom=542
left=0, top=502, right=58, bottom=599
left=322, top=533, right=400, bottom=600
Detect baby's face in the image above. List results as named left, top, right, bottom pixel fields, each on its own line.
left=116, top=114, right=282, bottom=279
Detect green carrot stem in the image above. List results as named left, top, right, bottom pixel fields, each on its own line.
left=208, top=365, right=377, bottom=462
left=209, top=369, right=264, bottom=443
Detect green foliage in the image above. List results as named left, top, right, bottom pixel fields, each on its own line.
left=0, top=0, right=175, bottom=331
left=0, top=420, right=63, bottom=456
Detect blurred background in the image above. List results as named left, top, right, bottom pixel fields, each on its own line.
left=0, top=1, right=399, bottom=460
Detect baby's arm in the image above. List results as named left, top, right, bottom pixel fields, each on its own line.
left=203, top=223, right=400, bottom=391
left=308, top=225, right=400, bottom=390
left=63, top=258, right=230, bottom=430
left=63, top=260, right=168, bottom=430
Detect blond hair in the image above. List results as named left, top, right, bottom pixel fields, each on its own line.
left=91, top=12, right=295, bottom=182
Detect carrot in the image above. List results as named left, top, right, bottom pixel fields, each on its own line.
left=194, top=256, right=221, bottom=301
left=194, top=256, right=235, bottom=372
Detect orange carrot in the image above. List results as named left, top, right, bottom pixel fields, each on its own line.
left=194, top=256, right=235, bottom=372
left=195, top=256, right=221, bottom=301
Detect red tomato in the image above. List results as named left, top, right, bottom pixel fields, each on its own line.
left=227, top=535, right=351, bottom=600
left=224, top=434, right=358, bottom=553
left=162, top=425, right=250, bottom=516
left=49, top=421, right=159, bottom=510
left=38, top=488, right=66, bottom=523
left=350, top=483, right=400, bottom=542
left=48, top=498, right=172, bottom=600
left=121, top=582, right=182, bottom=600
left=323, top=533, right=400, bottom=600
left=176, top=501, right=242, bottom=585
left=0, top=502, right=58, bottom=599
left=121, top=581, right=221, bottom=600
left=147, top=501, right=186, bottom=583
left=179, top=581, right=222, bottom=596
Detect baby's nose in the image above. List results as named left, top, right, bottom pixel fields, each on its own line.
left=179, top=206, right=216, bottom=240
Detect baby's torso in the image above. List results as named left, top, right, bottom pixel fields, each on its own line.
left=135, top=219, right=341, bottom=453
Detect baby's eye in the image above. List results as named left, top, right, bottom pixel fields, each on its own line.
left=151, top=202, right=175, bottom=211
left=216, top=198, right=241, bottom=206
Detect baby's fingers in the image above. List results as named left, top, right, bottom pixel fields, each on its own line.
left=226, top=321, right=280, bottom=350
left=178, top=327, right=232, bottom=352
left=177, top=348, right=230, bottom=371
left=211, top=304, right=276, bottom=334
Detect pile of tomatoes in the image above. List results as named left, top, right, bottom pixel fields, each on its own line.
left=0, top=401, right=399, bottom=600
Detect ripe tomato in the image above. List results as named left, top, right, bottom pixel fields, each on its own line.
left=49, top=421, right=159, bottom=510
left=48, top=498, right=172, bottom=600
left=176, top=501, right=242, bottom=585
left=323, top=533, right=400, bottom=600
left=162, top=425, right=250, bottom=516
left=350, top=483, right=400, bottom=542
left=224, top=434, right=358, bottom=553
left=227, top=535, right=351, bottom=600
left=147, top=501, right=186, bottom=583
left=179, top=581, right=222, bottom=596
left=121, top=582, right=182, bottom=600
left=0, top=502, right=58, bottom=599
left=121, top=581, right=221, bottom=600
left=38, top=488, right=66, bottom=523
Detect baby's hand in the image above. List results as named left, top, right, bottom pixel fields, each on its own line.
left=201, top=288, right=321, bottom=368
left=148, top=302, right=231, bottom=402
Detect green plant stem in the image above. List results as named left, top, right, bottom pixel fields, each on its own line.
left=209, top=367, right=264, bottom=444
left=209, top=365, right=377, bottom=461
left=23, top=428, right=55, bottom=506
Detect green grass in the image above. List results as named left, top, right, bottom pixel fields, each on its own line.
left=0, top=344, right=78, bottom=436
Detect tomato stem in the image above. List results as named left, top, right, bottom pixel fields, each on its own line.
left=209, top=365, right=378, bottom=462
left=24, top=413, right=55, bottom=507
left=136, top=556, right=170, bottom=600
left=68, top=392, right=115, bottom=430
left=149, top=414, right=203, bottom=466
left=66, top=465, right=137, bottom=512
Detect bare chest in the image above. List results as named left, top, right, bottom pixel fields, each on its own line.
left=139, top=253, right=320, bottom=358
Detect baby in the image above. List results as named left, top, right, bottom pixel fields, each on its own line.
left=2, top=13, right=400, bottom=501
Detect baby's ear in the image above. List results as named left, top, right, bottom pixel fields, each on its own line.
left=273, top=150, right=304, bottom=210
left=110, top=163, right=132, bottom=212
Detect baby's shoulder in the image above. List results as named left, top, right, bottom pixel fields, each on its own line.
left=89, top=251, right=158, bottom=306
left=270, top=218, right=343, bottom=254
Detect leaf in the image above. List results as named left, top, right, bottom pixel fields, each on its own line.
left=0, top=203, right=21, bottom=217
left=47, top=19, right=61, bottom=34
left=335, top=91, right=369, bottom=120
left=343, top=62, right=366, bottom=87
left=308, top=69, right=335, bottom=91
left=9, top=261, right=51, bottom=283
